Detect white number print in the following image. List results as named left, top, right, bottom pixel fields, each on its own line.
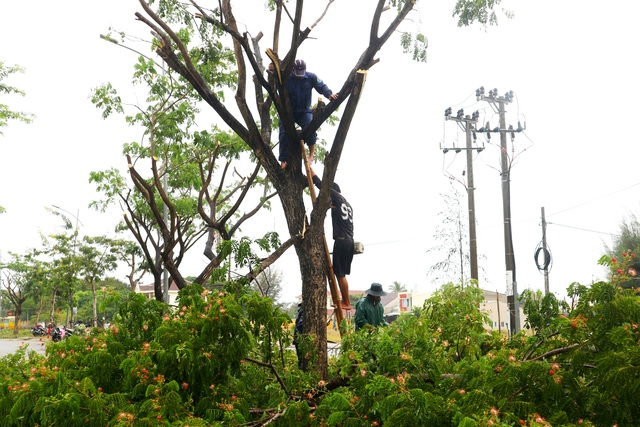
left=340, top=203, right=353, bottom=223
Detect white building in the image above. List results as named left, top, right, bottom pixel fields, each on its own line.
left=136, top=281, right=180, bottom=306
left=480, top=289, right=527, bottom=335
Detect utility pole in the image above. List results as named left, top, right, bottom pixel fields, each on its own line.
left=442, top=108, right=483, bottom=283
left=541, top=207, right=550, bottom=294
left=475, top=87, right=524, bottom=336
left=535, top=207, right=552, bottom=295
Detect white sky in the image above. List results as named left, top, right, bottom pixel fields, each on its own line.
left=1, top=1, right=639, bottom=304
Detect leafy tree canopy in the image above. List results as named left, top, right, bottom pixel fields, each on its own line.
left=0, top=62, right=35, bottom=135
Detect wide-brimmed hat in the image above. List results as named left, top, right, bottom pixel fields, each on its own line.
left=365, top=283, right=386, bottom=297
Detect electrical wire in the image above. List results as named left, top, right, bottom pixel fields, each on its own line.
left=547, top=182, right=640, bottom=218
left=546, top=222, right=618, bottom=237
left=533, top=241, right=552, bottom=273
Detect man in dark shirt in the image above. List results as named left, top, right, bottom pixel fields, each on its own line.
left=309, top=166, right=354, bottom=309
left=278, top=59, right=338, bottom=169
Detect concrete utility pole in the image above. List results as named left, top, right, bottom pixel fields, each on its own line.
left=538, top=207, right=551, bottom=295
left=442, top=108, right=483, bottom=283
left=475, top=87, right=523, bottom=336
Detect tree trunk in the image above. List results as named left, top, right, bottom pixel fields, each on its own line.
left=278, top=176, right=330, bottom=378
left=13, top=306, right=22, bottom=337
left=296, top=235, right=330, bottom=378
left=91, top=280, right=98, bottom=327
left=35, top=295, right=43, bottom=326
left=49, top=286, right=58, bottom=324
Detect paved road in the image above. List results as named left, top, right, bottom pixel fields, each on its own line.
left=0, top=337, right=48, bottom=358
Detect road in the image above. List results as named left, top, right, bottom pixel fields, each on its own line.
left=0, top=337, right=48, bottom=358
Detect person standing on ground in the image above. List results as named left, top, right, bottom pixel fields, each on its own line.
left=354, top=283, right=388, bottom=331
left=309, top=166, right=354, bottom=310
left=293, top=303, right=306, bottom=370
left=278, top=59, right=338, bottom=169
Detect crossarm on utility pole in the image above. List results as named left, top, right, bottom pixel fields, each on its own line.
left=299, top=140, right=345, bottom=333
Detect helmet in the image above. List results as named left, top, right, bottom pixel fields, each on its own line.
left=293, top=59, right=306, bottom=77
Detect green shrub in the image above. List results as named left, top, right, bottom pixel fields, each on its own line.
left=1, top=274, right=639, bottom=426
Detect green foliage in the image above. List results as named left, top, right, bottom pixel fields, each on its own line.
left=607, top=213, right=640, bottom=263
left=520, top=289, right=564, bottom=334
left=400, top=32, right=428, bottom=62
left=453, top=0, right=510, bottom=27
left=3, top=273, right=640, bottom=425
left=0, top=61, right=35, bottom=134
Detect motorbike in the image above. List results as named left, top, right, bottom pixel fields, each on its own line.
left=31, top=325, right=47, bottom=337
left=50, top=326, right=73, bottom=342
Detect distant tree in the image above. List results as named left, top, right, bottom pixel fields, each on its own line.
left=116, top=238, right=148, bottom=293
left=77, top=236, right=125, bottom=327
left=388, top=281, right=408, bottom=293
left=427, top=182, right=486, bottom=286
left=0, top=250, right=50, bottom=333
left=0, top=253, right=31, bottom=336
left=251, top=266, right=283, bottom=303
left=606, top=211, right=640, bottom=262
left=40, top=226, right=76, bottom=325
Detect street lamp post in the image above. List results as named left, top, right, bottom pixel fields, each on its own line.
left=52, top=205, right=84, bottom=327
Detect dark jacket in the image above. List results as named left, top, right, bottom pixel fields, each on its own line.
left=286, top=72, right=333, bottom=113
left=354, top=296, right=386, bottom=330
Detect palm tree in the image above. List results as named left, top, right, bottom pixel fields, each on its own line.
left=388, top=281, right=408, bottom=293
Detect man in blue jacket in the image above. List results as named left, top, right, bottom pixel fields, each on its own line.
left=278, top=59, right=338, bottom=168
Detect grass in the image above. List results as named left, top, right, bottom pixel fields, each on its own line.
left=327, top=327, right=342, bottom=343
left=0, top=328, right=32, bottom=339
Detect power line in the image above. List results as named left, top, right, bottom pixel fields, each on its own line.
left=546, top=222, right=618, bottom=237
left=547, top=182, right=640, bottom=217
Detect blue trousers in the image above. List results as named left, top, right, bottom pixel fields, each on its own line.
left=278, top=111, right=317, bottom=162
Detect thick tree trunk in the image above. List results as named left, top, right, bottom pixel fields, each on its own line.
left=276, top=162, right=330, bottom=377
left=296, top=234, right=329, bottom=378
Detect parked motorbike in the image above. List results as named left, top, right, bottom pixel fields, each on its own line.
left=50, top=326, right=73, bottom=342
left=31, top=325, right=47, bottom=337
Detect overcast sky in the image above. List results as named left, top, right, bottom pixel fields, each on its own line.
left=1, top=1, right=639, bottom=304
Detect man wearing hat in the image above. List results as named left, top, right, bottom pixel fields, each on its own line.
left=278, top=59, right=339, bottom=168
left=354, top=283, right=388, bottom=331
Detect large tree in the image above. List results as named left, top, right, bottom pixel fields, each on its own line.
left=104, top=0, right=504, bottom=378
left=126, top=0, right=418, bottom=379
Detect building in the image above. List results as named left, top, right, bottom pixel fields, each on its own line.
left=480, top=289, right=526, bottom=335
left=136, top=281, right=180, bottom=305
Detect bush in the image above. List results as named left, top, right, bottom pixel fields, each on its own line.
left=1, top=271, right=639, bottom=426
